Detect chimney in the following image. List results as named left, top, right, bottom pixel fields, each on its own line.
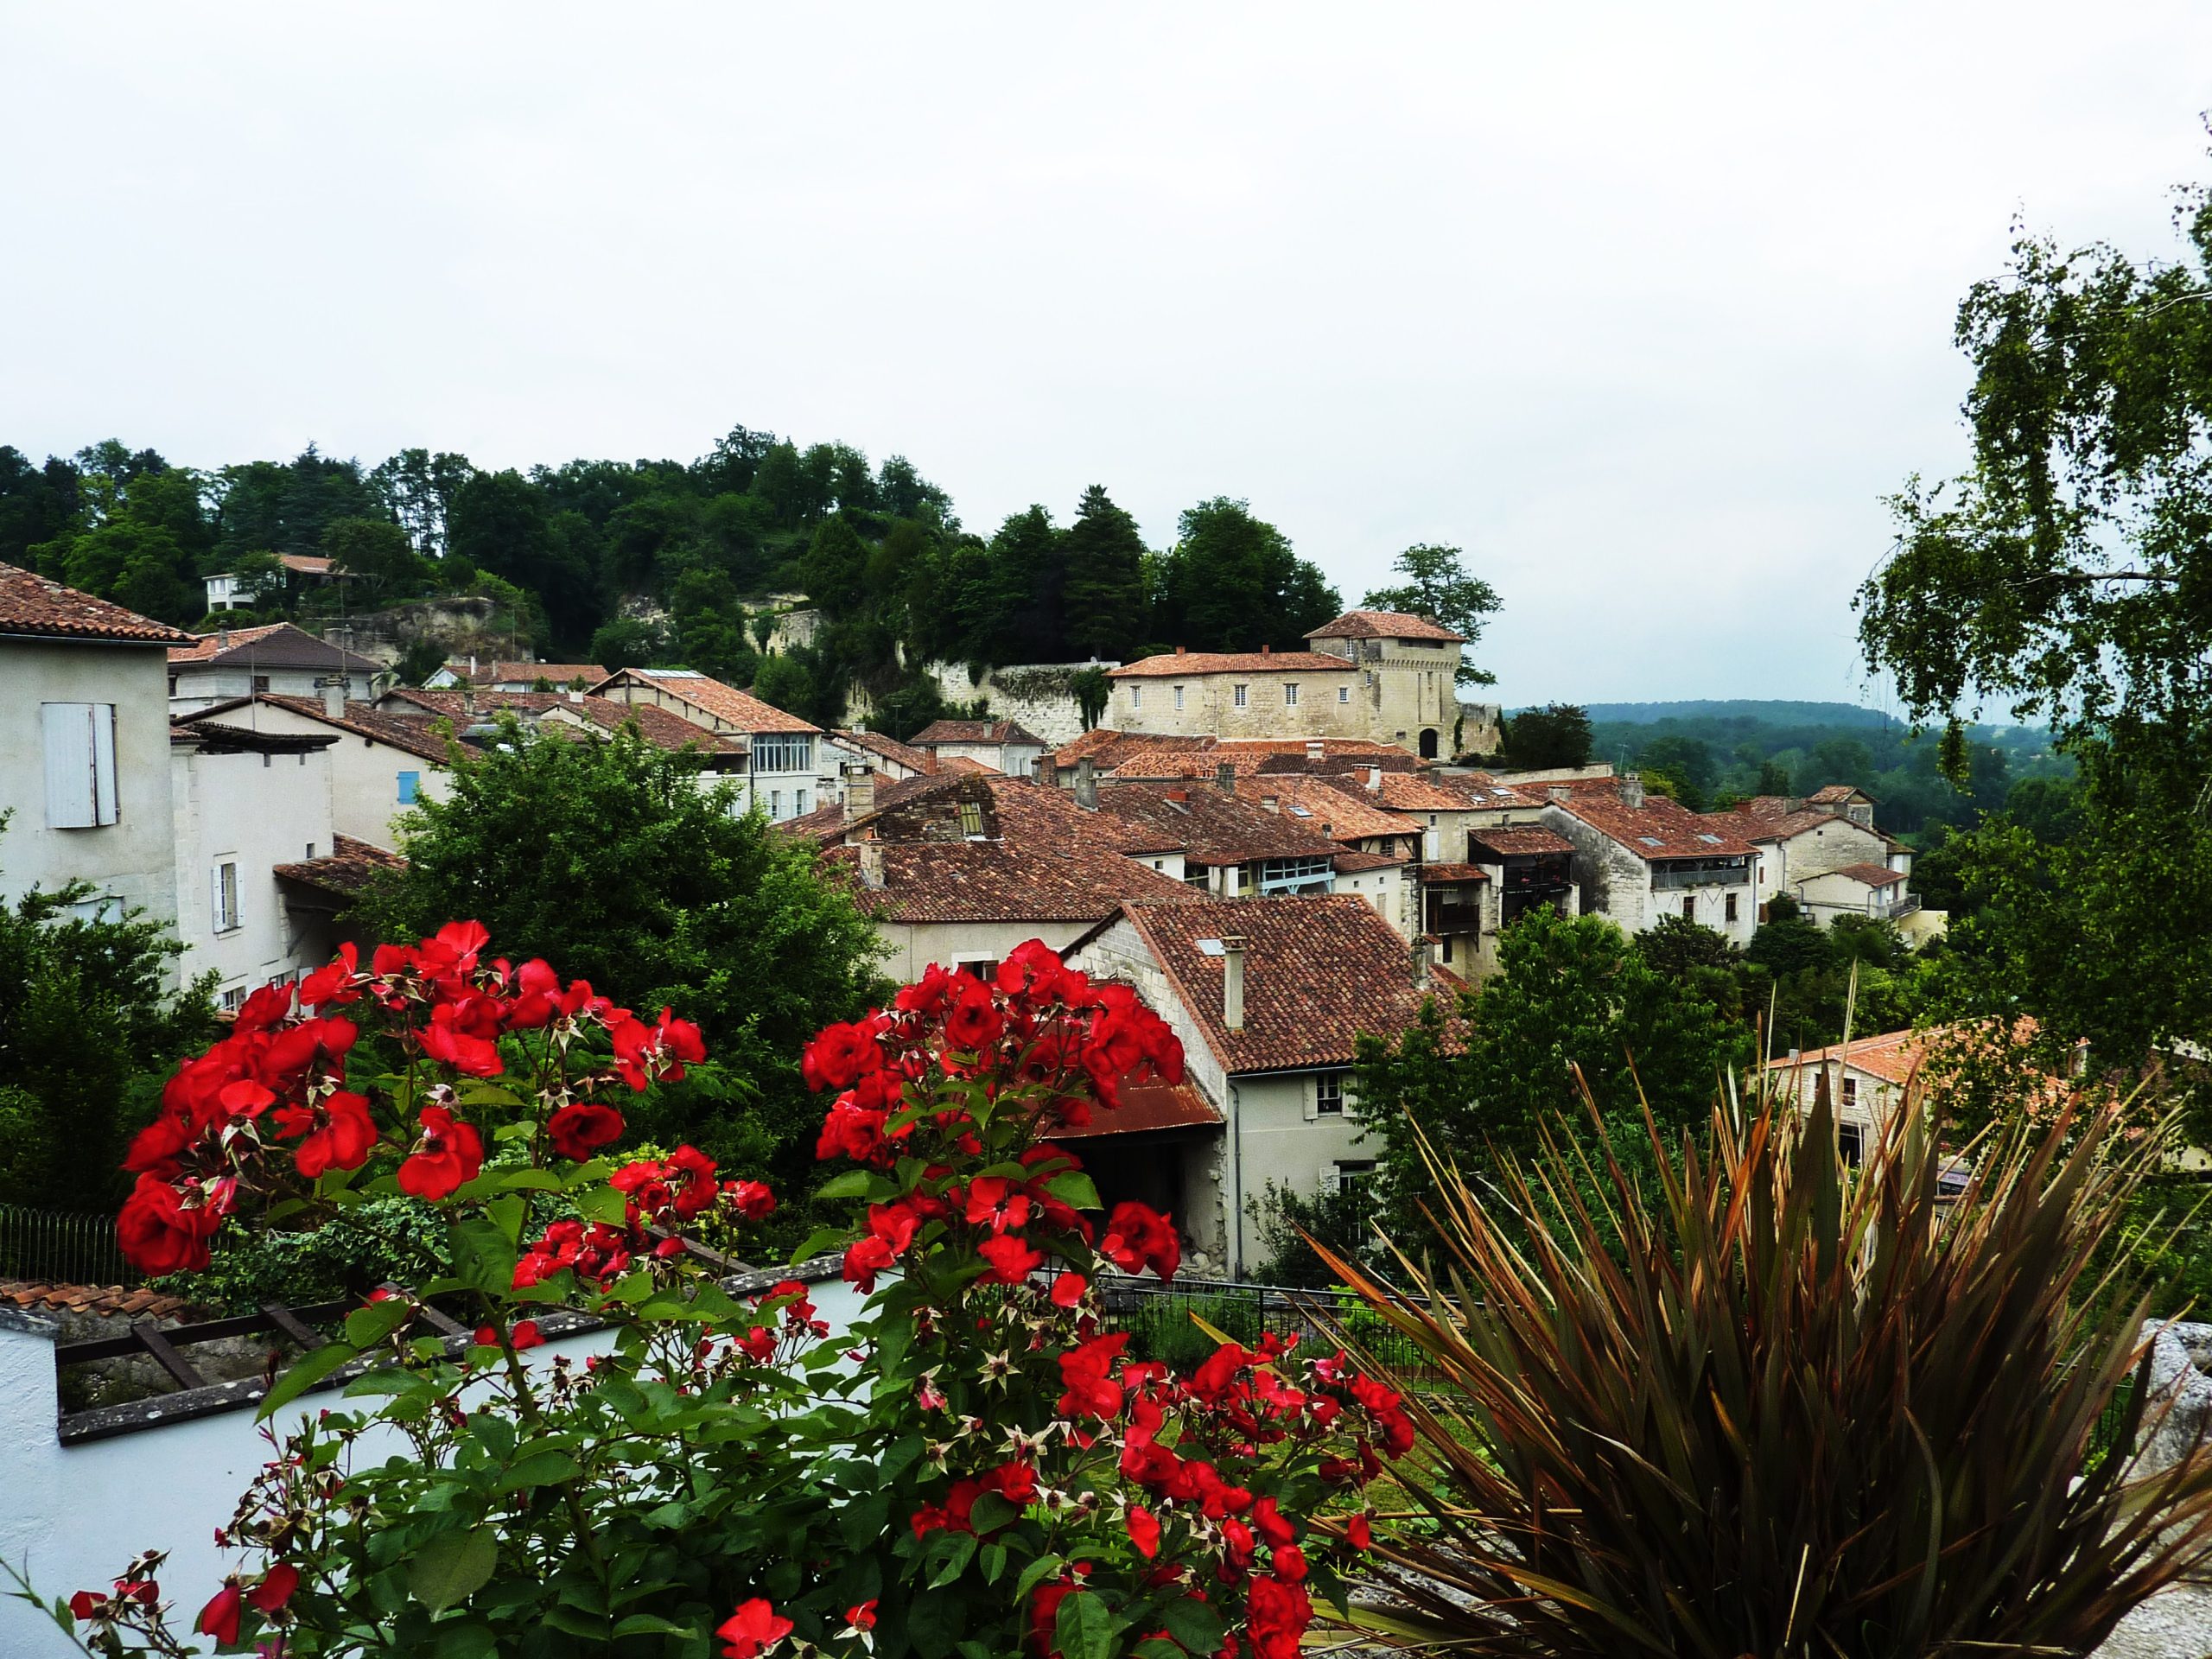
left=857, top=839, right=885, bottom=889
left=1261, top=644, right=1271, bottom=656
left=1074, top=757, right=1098, bottom=810
left=318, top=677, right=346, bottom=720
left=1215, top=761, right=1235, bottom=794
left=1260, top=794, right=1278, bottom=813
left=1548, top=784, right=1571, bottom=804
left=1366, top=766, right=1382, bottom=792
left=467, top=653, right=478, bottom=675
left=1306, top=739, right=1323, bottom=763
left=217, top=626, right=231, bottom=651
left=461, top=688, right=476, bottom=718
left=568, top=689, right=584, bottom=703
left=843, top=770, right=876, bottom=824
left=1166, top=787, right=1188, bottom=804
left=1221, top=938, right=1246, bottom=1033
left=1031, top=755, right=1049, bottom=785
left=1174, top=645, right=1187, bottom=656
left=1411, top=937, right=1433, bottom=985
left=1621, top=771, right=1645, bottom=810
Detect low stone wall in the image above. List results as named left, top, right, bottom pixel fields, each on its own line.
left=923, top=659, right=1121, bottom=747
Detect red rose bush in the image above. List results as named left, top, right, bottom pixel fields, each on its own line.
left=43, top=931, right=1402, bottom=1658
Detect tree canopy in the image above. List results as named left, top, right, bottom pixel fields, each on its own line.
left=1362, top=542, right=1501, bottom=684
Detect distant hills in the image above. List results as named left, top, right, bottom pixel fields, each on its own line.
left=1567, top=700, right=1902, bottom=728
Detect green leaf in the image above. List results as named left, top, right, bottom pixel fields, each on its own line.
left=451, top=1217, right=518, bottom=1294
left=967, top=1491, right=1020, bottom=1535
left=432, top=1622, right=499, bottom=1659
left=906, top=1590, right=963, bottom=1659
left=816, top=1170, right=877, bottom=1200
left=1014, top=1553, right=1066, bottom=1600
left=979, top=1541, right=1007, bottom=1584
left=486, top=1193, right=525, bottom=1246
left=498, top=1451, right=583, bottom=1491
left=1160, top=1595, right=1224, bottom=1656
left=1055, top=1589, right=1115, bottom=1659
left=1045, top=1171, right=1102, bottom=1211
left=926, top=1531, right=978, bottom=1588
left=257, top=1339, right=359, bottom=1420
left=613, top=1614, right=693, bottom=1637
left=344, top=1297, right=414, bottom=1346
left=408, top=1529, right=499, bottom=1613
left=839, top=1489, right=893, bottom=1551
left=576, top=1183, right=631, bottom=1225
left=789, top=1225, right=850, bottom=1265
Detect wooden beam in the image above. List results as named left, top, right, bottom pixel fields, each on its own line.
left=130, top=1321, right=208, bottom=1391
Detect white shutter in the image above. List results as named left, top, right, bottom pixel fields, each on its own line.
left=41, top=702, right=97, bottom=828
left=1319, top=1166, right=1342, bottom=1196
left=211, top=864, right=225, bottom=932
left=1301, top=1078, right=1318, bottom=1122
left=90, top=702, right=118, bottom=824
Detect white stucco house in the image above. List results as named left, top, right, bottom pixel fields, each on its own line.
left=1069, top=892, right=1452, bottom=1278
left=0, top=563, right=193, bottom=940
left=592, top=668, right=840, bottom=822
left=167, top=622, right=386, bottom=714
left=908, top=719, right=1050, bottom=779
left=1705, top=788, right=1914, bottom=926
left=168, top=719, right=348, bottom=1010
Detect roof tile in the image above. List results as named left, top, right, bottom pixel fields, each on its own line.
left=0, top=562, right=195, bottom=645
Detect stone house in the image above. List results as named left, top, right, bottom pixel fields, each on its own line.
left=1541, top=773, right=1758, bottom=945
left=1094, top=775, right=1352, bottom=899
left=1705, top=790, right=1913, bottom=924
left=426, top=658, right=609, bottom=692
left=1793, top=862, right=1919, bottom=929
left=1068, top=893, right=1452, bottom=1278
left=373, top=687, right=747, bottom=784
left=0, top=563, right=193, bottom=936
left=167, top=622, right=385, bottom=713
left=591, top=667, right=840, bottom=822
left=908, top=719, right=1049, bottom=779
left=1230, top=775, right=1420, bottom=938
left=835, top=728, right=937, bottom=782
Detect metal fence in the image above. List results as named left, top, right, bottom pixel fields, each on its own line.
left=1084, top=1272, right=1440, bottom=1380
left=0, top=1204, right=137, bottom=1287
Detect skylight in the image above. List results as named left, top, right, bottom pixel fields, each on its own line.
left=1638, top=836, right=1663, bottom=847
left=1195, top=939, right=1227, bottom=957
left=1697, top=834, right=1723, bottom=844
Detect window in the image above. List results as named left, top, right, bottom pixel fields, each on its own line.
left=68, top=894, right=121, bottom=924
left=397, top=770, right=420, bottom=804
left=1129, top=685, right=1141, bottom=710
left=304, top=842, right=316, bottom=860
left=1841, top=1076, right=1858, bottom=1106
left=1325, top=1160, right=1377, bottom=1194
left=1725, top=892, right=1738, bottom=923
left=1233, top=683, right=1248, bottom=708
left=1257, top=855, right=1333, bottom=894
left=168, top=674, right=179, bottom=696
left=1173, top=685, right=1184, bottom=710
left=958, top=801, right=984, bottom=836
left=219, top=985, right=246, bottom=1013
left=1338, top=685, right=1351, bottom=703
left=41, top=702, right=118, bottom=829
left=1837, top=1122, right=1865, bottom=1167
left=213, top=861, right=239, bottom=933
left=1315, top=1073, right=1344, bottom=1116
left=957, top=958, right=998, bottom=982
left=768, top=789, right=783, bottom=818
left=1283, top=683, right=1300, bottom=707
left=1440, top=933, right=1453, bottom=963
left=753, top=734, right=813, bottom=773
left=1681, top=895, right=1695, bottom=921
left=252, top=675, right=270, bottom=693
left=793, top=788, right=809, bottom=816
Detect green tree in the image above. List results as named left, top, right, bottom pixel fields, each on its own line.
left=391, top=636, right=448, bottom=686
left=1062, top=485, right=1147, bottom=660
left=322, top=515, right=428, bottom=605
left=588, top=615, right=667, bottom=671
left=353, top=723, right=886, bottom=1184
left=1856, top=162, right=2212, bottom=1077
left=1150, top=498, right=1341, bottom=652
left=1499, top=702, right=1592, bottom=770
left=1353, top=908, right=1747, bottom=1243
left=1361, top=542, right=1503, bottom=684
left=0, top=823, right=218, bottom=1210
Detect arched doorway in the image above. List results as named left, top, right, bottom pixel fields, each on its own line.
left=1418, top=728, right=1440, bottom=759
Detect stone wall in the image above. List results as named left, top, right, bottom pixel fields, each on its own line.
left=321, top=596, right=505, bottom=668
left=921, top=660, right=1122, bottom=747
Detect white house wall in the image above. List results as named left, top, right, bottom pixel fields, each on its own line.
left=171, top=745, right=339, bottom=1005
left=169, top=665, right=370, bottom=716
left=0, top=640, right=177, bottom=935
left=194, top=703, right=449, bottom=850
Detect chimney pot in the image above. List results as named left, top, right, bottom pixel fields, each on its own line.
left=1621, top=771, right=1645, bottom=810
left=1366, top=766, right=1382, bottom=791
left=567, top=688, right=584, bottom=702
left=1074, top=757, right=1098, bottom=810
left=1166, top=787, right=1187, bottom=803
left=1261, top=795, right=1278, bottom=813
left=1411, top=937, right=1433, bottom=985
left=1221, top=937, right=1246, bottom=1033
left=1174, top=645, right=1186, bottom=656
left=1215, top=761, right=1235, bottom=794
left=843, top=770, right=877, bottom=825
left=1261, top=644, right=1271, bottom=656
left=216, top=626, right=231, bottom=651
left=318, top=677, right=346, bottom=720
left=857, top=840, right=885, bottom=889
left=1306, top=739, right=1323, bottom=762
left=1548, top=784, right=1570, bottom=804
left=468, top=653, right=478, bottom=675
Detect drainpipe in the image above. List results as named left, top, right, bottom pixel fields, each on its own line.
left=1229, top=1079, right=1245, bottom=1277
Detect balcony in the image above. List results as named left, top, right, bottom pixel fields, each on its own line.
left=1649, top=857, right=1751, bottom=891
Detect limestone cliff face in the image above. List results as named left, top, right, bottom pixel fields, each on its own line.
left=319, top=596, right=512, bottom=666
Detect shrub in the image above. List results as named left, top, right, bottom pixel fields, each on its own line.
left=30, top=932, right=1403, bottom=1658
left=1323, top=1077, right=2212, bottom=1657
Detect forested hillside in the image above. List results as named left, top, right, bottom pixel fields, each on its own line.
left=0, top=429, right=1345, bottom=736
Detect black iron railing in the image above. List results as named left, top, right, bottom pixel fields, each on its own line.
left=0, top=1205, right=137, bottom=1287
left=1077, top=1272, right=1440, bottom=1380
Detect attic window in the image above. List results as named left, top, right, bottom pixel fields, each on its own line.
left=1637, top=836, right=1662, bottom=847
left=1195, top=939, right=1227, bottom=957
left=1697, top=834, right=1723, bottom=845
left=1288, top=804, right=1313, bottom=817
left=958, top=802, right=984, bottom=836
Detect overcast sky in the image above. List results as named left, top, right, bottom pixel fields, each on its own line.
left=4, top=6, right=2209, bottom=707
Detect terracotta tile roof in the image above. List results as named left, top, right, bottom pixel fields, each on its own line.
left=171, top=721, right=338, bottom=754
left=1054, top=734, right=1411, bottom=780
left=1438, top=771, right=1546, bottom=809
left=1552, top=791, right=1757, bottom=860
left=179, top=694, right=476, bottom=766
left=1764, top=1027, right=1926, bottom=1086
left=382, top=687, right=569, bottom=718
left=278, top=553, right=334, bottom=576
left=1051, top=1081, right=1223, bottom=1140
left=169, top=621, right=383, bottom=672
left=1322, top=770, right=1482, bottom=814
left=1803, top=861, right=1905, bottom=889
left=938, top=754, right=999, bottom=775
left=595, top=669, right=821, bottom=734
left=910, top=719, right=1049, bottom=747
left=1467, top=826, right=1576, bottom=858
left=1101, top=895, right=1448, bottom=1073
left=550, top=699, right=744, bottom=754
left=836, top=729, right=938, bottom=774
left=273, top=834, right=408, bottom=897
left=785, top=773, right=1185, bottom=857
left=1419, top=862, right=1490, bottom=884
left=1233, top=777, right=1416, bottom=843
left=445, top=660, right=607, bottom=686
left=823, top=838, right=1213, bottom=924
left=1806, top=784, right=1871, bottom=804
left=1305, top=608, right=1468, bottom=644
left=0, top=1280, right=197, bottom=1321
left=1094, top=782, right=1350, bottom=867
left=382, top=690, right=736, bottom=757
left=1052, top=728, right=1198, bottom=768
left=1330, top=849, right=1406, bottom=873
left=1109, top=650, right=1357, bottom=678
left=779, top=772, right=951, bottom=842
left=0, top=562, right=195, bottom=645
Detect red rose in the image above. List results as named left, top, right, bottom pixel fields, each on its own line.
left=1245, top=1574, right=1312, bottom=1659
left=724, top=1179, right=777, bottom=1221
left=245, top=1562, right=300, bottom=1613
left=802, top=1020, right=881, bottom=1091
left=963, top=1176, right=1032, bottom=1235
left=1101, top=1201, right=1181, bottom=1281
left=716, top=1598, right=793, bottom=1659
left=977, top=1233, right=1043, bottom=1285
left=511, top=1319, right=543, bottom=1351
left=944, top=980, right=1003, bottom=1052
left=1346, top=1513, right=1373, bottom=1551
left=1051, top=1272, right=1088, bottom=1308
left=547, top=1102, right=626, bottom=1161
left=196, top=1582, right=244, bottom=1645
left=118, top=1174, right=222, bottom=1274
left=1127, top=1503, right=1161, bottom=1559
left=397, top=1105, right=483, bottom=1200
left=278, top=1090, right=378, bottom=1179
